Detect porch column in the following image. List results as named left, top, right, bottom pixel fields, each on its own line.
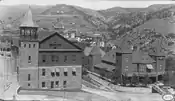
left=156, top=75, right=158, bottom=82
left=137, top=64, right=140, bottom=83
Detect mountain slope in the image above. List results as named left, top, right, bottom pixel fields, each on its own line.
left=38, top=4, right=108, bottom=33
left=0, top=4, right=51, bottom=22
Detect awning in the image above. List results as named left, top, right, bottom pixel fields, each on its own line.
left=72, top=68, right=76, bottom=71
left=146, top=64, right=154, bottom=69
left=64, top=68, right=68, bottom=72
left=55, top=68, right=60, bottom=72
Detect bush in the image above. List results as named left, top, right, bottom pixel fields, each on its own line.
left=131, top=73, right=139, bottom=86
left=82, top=68, right=88, bottom=75
left=143, top=74, right=150, bottom=86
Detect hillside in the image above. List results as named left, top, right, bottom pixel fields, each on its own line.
left=0, top=4, right=109, bottom=35
left=1, top=4, right=175, bottom=40
left=0, top=4, right=51, bottom=23
left=134, top=18, right=175, bottom=35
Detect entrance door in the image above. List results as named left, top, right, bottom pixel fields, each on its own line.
left=51, top=81, right=54, bottom=88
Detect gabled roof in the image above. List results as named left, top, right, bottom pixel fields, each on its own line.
left=38, top=30, right=56, bottom=41
left=20, top=7, right=39, bottom=28
left=132, top=50, right=156, bottom=64
left=84, top=46, right=105, bottom=57
left=89, top=46, right=105, bottom=56
left=39, top=31, right=82, bottom=50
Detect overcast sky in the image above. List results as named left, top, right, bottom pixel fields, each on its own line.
left=0, top=0, right=175, bottom=10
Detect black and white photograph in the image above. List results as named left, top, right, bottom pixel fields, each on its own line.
left=1, top=0, right=175, bottom=101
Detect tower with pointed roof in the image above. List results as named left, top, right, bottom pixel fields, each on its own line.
left=18, top=6, right=39, bottom=89
left=19, top=6, right=39, bottom=40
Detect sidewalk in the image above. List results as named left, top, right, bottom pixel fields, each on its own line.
left=88, top=73, right=152, bottom=94
left=18, top=86, right=109, bottom=101
left=0, top=74, right=19, bottom=100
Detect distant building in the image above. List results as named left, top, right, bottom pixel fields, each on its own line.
left=93, top=38, right=166, bottom=83
left=17, top=8, right=83, bottom=90
left=0, top=41, right=17, bottom=79
left=94, top=49, right=116, bottom=78
left=83, top=46, right=105, bottom=71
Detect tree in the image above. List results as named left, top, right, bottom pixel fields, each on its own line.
left=143, top=74, right=150, bottom=86
left=110, top=71, right=121, bottom=84
left=131, top=73, right=139, bottom=86
left=163, top=72, right=169, bottom=84
left=122, top=73, right=129, bottom=86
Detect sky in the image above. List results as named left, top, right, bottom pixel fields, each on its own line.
left=0, top=0, right=175, bottom=10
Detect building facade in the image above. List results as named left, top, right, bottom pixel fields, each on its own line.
left=18, top=8, right=83, bottom=90
left=92, top=38, right=166, bottom=83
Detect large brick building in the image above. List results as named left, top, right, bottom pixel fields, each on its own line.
left=17, top=8, right=83, bottom=90
left=94, top=38, right=166, bottom=83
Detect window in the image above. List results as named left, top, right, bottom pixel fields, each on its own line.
left=33, top=44, right=35, bottom=48
left=51, top=69, right=55, bottom=77
left=24, top=44, right=26, bottom=48
left=49, top=43, right=62, bottom=49
left=125, top=58, right=129, bottom=62
left=64, top=72, right=68, bottom=76
left=64, top=56, right=67, bottom=62
left=51, top=81, right=54, bottom=88
left=125, top=66, right=128, bottom=72
left=28, top=74, right=31, bottom=81
left=72, top=55, right=76, bottom=62
left=56, top=71, right=60, bottom=76
left=55, top=81, right=59, bottom=86
left=63, top=81, right=67, bottom=87
left=29, top=44, right=31, bottom=48
left=42, top=69, right=46, bottom=76
left=42, top=55, right=46, bottom=62
left=55, top=56, right=59, bottom=62
left=51, top=55, right=59, bottom=62
left=28, top=56, right=31, bottom=63
left=28, top=83, right=30, bottom=86
left=51, top=55, right=55, bottom=62
left=160, top=65, right=162, bottom=70
left=72, top=71, right=76, bottom=76
left=42, top=82, right=45, bottom=88
left=139, top=65, right=145, bottom=72
left=51, top=72, right=55, bottom=77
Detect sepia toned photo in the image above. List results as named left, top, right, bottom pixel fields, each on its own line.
left=0, top=0, right=175, bottom=101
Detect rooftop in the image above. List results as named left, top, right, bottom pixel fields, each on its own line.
left=132, top=50, right=156, bottom=64
left=20, top=7, right=39, bottom=28
left=84, top=46, right=105, bottom=57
